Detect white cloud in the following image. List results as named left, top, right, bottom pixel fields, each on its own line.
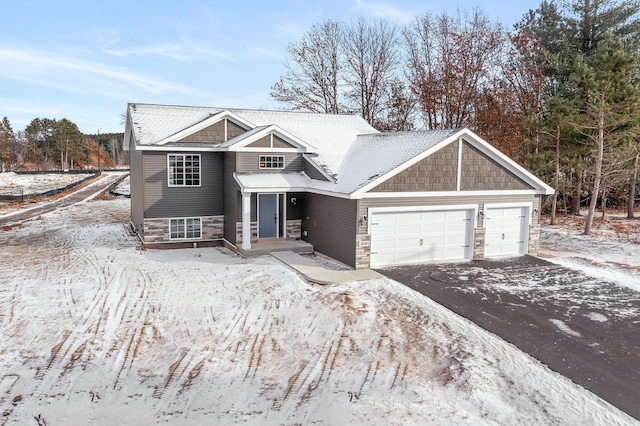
left=104, top=42, right=236, bottom=62
left=351, top=0, right=415, bottom=23
left=0, top=47, right=199, bottom=98
left=249, top=47, right=285, bottom=61
left=104, top=44, right=190, bottom=60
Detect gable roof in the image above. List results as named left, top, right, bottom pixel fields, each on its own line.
left=333, top=129, right=462, bottom=194
left=127, top=103, right=377, bottom=177
left=126, top=103, right=553, bottom=197
left=221, top=124, right=316, bottom=152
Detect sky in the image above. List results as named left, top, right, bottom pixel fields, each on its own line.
left=0, top=0, right=543, bottom=134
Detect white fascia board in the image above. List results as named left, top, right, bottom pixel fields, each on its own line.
left=232, top=173, right=350, bottom=198
left=459, top=128, right=555, bottom=195
left=357, top=189, right=540, bottom=199
left=241, top=186, right=310, bottom=193
left=156, top=110, right=255, bottom=146
left=123, top=108, right=132, bottom=151
left=136, top=145, right=225, bottom=152
left=351, top=131, right=464, bottom=197
left=228, top=124, right=316, bottom=152
left=302, top=154, right=336, bottom=183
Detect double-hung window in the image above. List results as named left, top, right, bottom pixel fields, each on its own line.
left=170, top=217, right=201, bottom=239
left=168, top=154, right=200, bottom=186
left=259, top=155, right=285, bottom=169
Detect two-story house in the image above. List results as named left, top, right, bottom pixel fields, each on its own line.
left=124, top=103, right=553, bottom=269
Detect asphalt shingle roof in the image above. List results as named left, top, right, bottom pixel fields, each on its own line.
left=128, top=103, right=464, bottom=195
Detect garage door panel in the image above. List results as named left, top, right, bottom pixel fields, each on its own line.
left=485, top=206, right=528, bottom=258
left=370, top=208, right=474, bottom=267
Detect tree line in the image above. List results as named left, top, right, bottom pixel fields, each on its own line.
left=271, top=0, right=640, bottom=232
left=0, top=117, right=126, bottom=172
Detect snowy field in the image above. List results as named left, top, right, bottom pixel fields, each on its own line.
left=0, top=196, right=636, bottom=424
left=540, top=212, right=640, bottom=290
left=0, top=172, right=94, bottom=196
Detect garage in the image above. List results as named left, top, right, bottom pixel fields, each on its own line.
left=369, top=207, right=475, bottom=267
left=484, top=205, right=530, bottom=258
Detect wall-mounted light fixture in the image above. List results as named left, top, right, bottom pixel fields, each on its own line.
left=478, top=210, right=484, bottom=221
left=359, top=215, right=368, bottom=226
left=290, top=197, right=297, bottom=206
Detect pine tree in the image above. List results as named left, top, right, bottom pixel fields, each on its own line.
left=0, top=117, right=17, bottom=171
left=570, top=37, right=640, bottom=234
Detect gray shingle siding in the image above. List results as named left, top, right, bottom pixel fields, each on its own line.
left=371, top=141, right=458, bottom=192
left=302, top=194, right=357, bottom=267
left=143, top=151, right=224, bottom=218
left=461, top=142, right=532, bottom=190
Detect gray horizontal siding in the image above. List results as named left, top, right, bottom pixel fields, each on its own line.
left=143, top=151, right=224, bottom=218
left=236, top=152, right=303, bottom=173
left=302, top=193, right=357, bottom=267
left=129, top=130, right=144, bottom=235
left=304, top=158, right=331, bottom=181
left=224, top=152, right=238, bottom=244
left=358, top=194, right=538, bottom=235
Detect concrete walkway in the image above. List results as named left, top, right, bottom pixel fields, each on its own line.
left=271, top=251, right=383, bottom=285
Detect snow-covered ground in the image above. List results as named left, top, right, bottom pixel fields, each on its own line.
left=0, top=196, right=635, bottom=424
left=112, top=175, right=130, bottom=196
left=539, top=211, right=640, bottom=291
left=0, top=172, right=94, bottom=196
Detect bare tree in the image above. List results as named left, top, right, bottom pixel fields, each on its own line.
left=404, top=8, right=504, bottom=130
left=343, top=18, right=400, bottom=125
left=270, top=21, right=343, bottom=114
left=375, top=78, right=417, bottom=131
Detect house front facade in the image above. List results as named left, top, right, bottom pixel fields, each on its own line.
left=124, top=103, right=553, bottom=269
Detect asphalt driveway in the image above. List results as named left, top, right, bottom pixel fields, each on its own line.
left=379, top=256, right=640, bottom=420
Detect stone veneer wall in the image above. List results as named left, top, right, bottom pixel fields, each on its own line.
left=143, top=215, right=224, bottom=243
left=236, top=222, right=258, bottom=245
left=286, top=220, right=302, bottom=239
left=355, top=234, right=371, bottom=269
left=473, top=228, right=485, bottom=259
left=528, top=224, right=540, bottom=256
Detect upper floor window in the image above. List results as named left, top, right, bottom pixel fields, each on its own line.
left=259, top=155, right=285, bottom=169
left=168, top=154, right=200, bottom=186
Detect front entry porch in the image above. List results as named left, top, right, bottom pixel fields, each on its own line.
left=236, top=238, right=313, bottom=257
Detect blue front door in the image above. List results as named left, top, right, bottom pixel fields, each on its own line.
left=258, top=194, right=278, bottom=238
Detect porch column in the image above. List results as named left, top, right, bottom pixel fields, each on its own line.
left=241, top=192, right=252, bottom=250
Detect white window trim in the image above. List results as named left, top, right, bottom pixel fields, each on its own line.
left=259, top=155, right=285, bottom=170
left=169, top=217, right=202, bottom=240
left=167, top=154, right=202, bottom=187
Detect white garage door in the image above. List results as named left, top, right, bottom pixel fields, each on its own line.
left=370, top=208, right=474, bottom=268
left=484, top=206, right=529, bottom=258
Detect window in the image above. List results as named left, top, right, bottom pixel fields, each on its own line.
left=259, top=155, right=285, bottom=169
left=168, top=154, right=200, bottom=186
left=170, top=218, right=202, bottom=240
